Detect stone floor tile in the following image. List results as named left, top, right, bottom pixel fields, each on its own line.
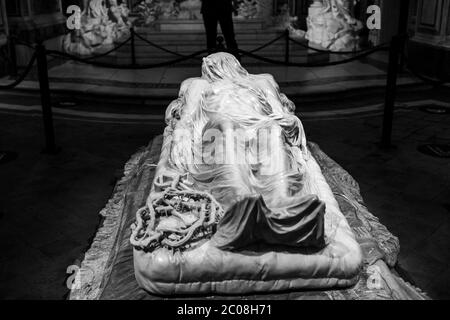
left=413, top=222, right=450, bottom=266
left=426, top=266, right=450, bottom=300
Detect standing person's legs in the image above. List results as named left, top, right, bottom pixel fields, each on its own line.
left=202, top=11, right=219, bottom=52
left=218, top=12, right=238, bottom=49
left=218, top=11, right=239, bottom=57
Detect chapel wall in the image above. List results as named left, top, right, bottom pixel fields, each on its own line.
left=408, top=0, right=450, bottom=79
left=5, top=0, right=66, bottom=66
left=0, top=0, right=8, bottom=76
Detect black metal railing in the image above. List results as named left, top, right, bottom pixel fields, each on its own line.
left=1, top=28, right=448, bottom=154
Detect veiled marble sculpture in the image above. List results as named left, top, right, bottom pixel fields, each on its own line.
left=64, top=0, right=131, bottom=56
left=130, top=53, right=362, bottom=295
left=306, top=0, right=363, bottom=51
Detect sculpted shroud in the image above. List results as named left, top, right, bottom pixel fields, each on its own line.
left=131, top=53, right=363, bottom=295
left=306, top=0, right=363, bottom=52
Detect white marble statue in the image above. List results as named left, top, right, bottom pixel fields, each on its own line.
left=108, top=0, right=131, bottom=39
left=131, top=52, right=331, bottom=252
left=235, top=0, right=260, bottom=19
left=158, top=0, right=178, bottom=19
left=306, top=0, right=363, bottom=51
left=135, top=0, right=161, bottom=26
left=64, top=0, right=131, bottom=56
left=128, top=52, right=366, bottom=297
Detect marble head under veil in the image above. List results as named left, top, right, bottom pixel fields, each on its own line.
left=201, top=53, right=249, bottom=82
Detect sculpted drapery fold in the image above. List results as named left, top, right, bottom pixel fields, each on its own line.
left=131, top=53, right=328, bottom=252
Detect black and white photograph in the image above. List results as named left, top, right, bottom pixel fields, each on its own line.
left=0, top=0, right=449, bottom=304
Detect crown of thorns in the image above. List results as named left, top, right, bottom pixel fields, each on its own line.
left=131, top=173, right=224, bottom=251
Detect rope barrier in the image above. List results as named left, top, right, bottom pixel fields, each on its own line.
left=133, top=31, right=284, bottom=58
left=46, top=48, right=209, bottom=69
left=238, top=44, right=389, bottom=68
left=3, top=28, right=417, bottom=166
left=8, top=35, right=36, bottom=50
left=0, top=51, right=37, bottom=90
left=5, top=30, right=393, bottom=73
left=288, top=36, right=390, bottom=55
left=248, top=33, right=286, bottom=53
left=72, top=36, right=133, bottom=61
left=133, top=32, right=203, bottom=60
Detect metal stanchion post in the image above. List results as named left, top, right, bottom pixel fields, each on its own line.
left=285, top=29, right=290, bottom=64
left=381, top=36, right=401, bottom=148
left=131, top=27, right=136, bottom=66
left=36, top=42, right=58, bottom=154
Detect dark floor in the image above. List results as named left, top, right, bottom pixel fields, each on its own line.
left=0, top=87, right=449, bottom=299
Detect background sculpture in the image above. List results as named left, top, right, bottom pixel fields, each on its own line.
left=134, top=0, right=268, bottom=26
left=64, top=0, right=131, bottom=55
left=235, top=0, right=261, bottom=19
left=306, top=0, right=363, bottom=51
left=134, top=0, right=203, bottom=25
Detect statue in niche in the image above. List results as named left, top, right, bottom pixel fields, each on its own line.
left=108, top=0, right=131, bottom=40
left=64, top=0, right=131, bottom=55
left=87, top=0, right=108, bottom=21
left=159, top=0, right=179, bottom=20
left=306, top=0, right=362, bottom=51
left=235, top=0, right=260, bottom=20
left=134, top=0, right=162, bottom=26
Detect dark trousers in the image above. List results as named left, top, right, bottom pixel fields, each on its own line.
left=202, top=10, right=238, bottom=53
